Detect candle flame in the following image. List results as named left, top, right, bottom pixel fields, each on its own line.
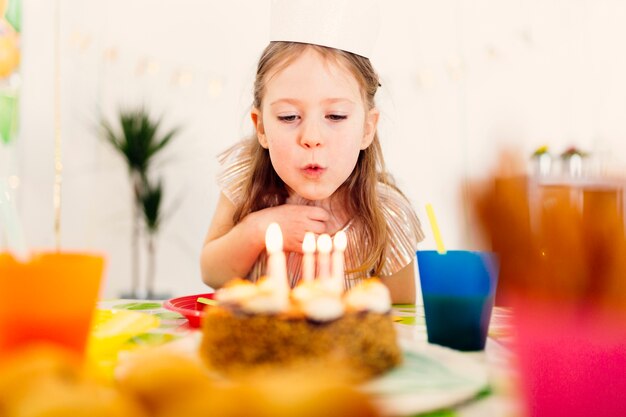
left=265, top=223, right=283, bottom=253
left=303, top=232, right=316, bottom=253
left=333, top=231, right=347, bottom=252
left=317, top=234, right=332, bottom=254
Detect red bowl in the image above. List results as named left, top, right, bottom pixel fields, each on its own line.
left=163, top=293, right=216, bottom=328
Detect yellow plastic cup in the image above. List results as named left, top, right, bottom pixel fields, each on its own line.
left=0, top=251, right=105, bottom=358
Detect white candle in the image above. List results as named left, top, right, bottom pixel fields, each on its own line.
left=302, top=232, right=316, bottom=282
left=265, top=223, right=287, bottom=286
left=316, top=234, right=332, bottom=280
left=332, top=231, right=347, bottom=289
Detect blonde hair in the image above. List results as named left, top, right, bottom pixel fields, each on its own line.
left=233, top=42, right=401, bottom=276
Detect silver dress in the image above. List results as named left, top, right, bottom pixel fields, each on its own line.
left=217, top=141, right=424, bottom=290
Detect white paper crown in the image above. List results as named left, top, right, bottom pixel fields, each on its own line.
left=269, top=0, right=380, bottom=59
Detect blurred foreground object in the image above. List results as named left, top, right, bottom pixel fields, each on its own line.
left=86, top=309, right=161, bottom=381
left=472, top=153, right=626, bottom=417
left=0, top=252, right=104, bottom=357
left=0, top=344, right=145, bottom=417
left=116, top=345, right=380, bottom=417
left=0, top=342, right=379, bottom=416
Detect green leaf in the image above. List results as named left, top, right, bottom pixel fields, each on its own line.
left=98, top=107, right=180, bottom=175
left=150, top=126, right=180, bottom=157
left=140, top=178, right=163, bottom=232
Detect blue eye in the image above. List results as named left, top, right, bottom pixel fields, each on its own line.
left=327, top=114, right=348, bottom=121
left=278, top=115, right=299, bottom=122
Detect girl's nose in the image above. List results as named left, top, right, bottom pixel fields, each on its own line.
left=300, top=120, right=323, bottom=148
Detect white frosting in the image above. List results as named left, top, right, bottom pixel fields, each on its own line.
left=318, top=278, right=344, bottom=296
left=216, top=276, right=390, bottom=318
left=240, top=292, right=290, bottom=314
left=299, top=294, right=345, bottom=321
left=291, top=281, right=318, bottom=303
left=345, top=280, right=392, bottom=313
left=292, top=281, right=344, bottom=321
left=240, top=278, right=290, bottom=314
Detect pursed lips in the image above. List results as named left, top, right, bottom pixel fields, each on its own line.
left=301, top=163, right=326, bottom=178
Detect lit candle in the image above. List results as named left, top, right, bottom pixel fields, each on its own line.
left=302, top=232, right=316, bottom=282
left=332, top=231, right=347, bottom=290
left=316, top=234, right=332, bottom=280
left=265, top=223, right=287, bottom=286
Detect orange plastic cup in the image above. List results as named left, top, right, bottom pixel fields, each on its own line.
left=0, top=252, right=105, bottom=357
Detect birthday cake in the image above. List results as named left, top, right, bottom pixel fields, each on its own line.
left=199, top=278, right=401, bottom=381
left=199, top=226, right=402, bottom=381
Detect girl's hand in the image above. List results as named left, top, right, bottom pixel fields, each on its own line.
left=245, top=205, right=330, bottom=253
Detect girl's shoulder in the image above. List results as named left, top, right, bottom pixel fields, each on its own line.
left=376, top=183, right=422, bottom=231
left=216, top=140, right=254, bottom=205
left=376, top=182, right=425, bottom=275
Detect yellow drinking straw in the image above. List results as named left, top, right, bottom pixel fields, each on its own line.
left=425, top=203, right=447, bottom=254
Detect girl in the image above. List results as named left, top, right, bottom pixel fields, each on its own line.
left=200, top=38, right=423, bottom=304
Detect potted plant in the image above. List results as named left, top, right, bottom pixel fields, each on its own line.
left=99, top=107, right=179, bottom=298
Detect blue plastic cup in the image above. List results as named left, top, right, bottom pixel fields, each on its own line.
left=417, top=250, right=499, bottom=351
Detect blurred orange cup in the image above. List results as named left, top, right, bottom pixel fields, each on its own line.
left=0, top=252, right=105, bottom=357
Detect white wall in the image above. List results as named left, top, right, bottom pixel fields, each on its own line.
left=4, top=0, right=626, bottom=297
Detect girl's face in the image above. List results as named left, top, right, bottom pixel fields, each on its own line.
left=252, top=48, right=379, bottom=201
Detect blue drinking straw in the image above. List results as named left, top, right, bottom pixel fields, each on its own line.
left=0, top=178, right=29, bottom=261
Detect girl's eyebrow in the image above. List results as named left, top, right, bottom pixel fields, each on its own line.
left=269, top=98, right=355, bottom=106
left=323, top=98, right=355, bottom=105
left=269, top=98, right=301, bottom=106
